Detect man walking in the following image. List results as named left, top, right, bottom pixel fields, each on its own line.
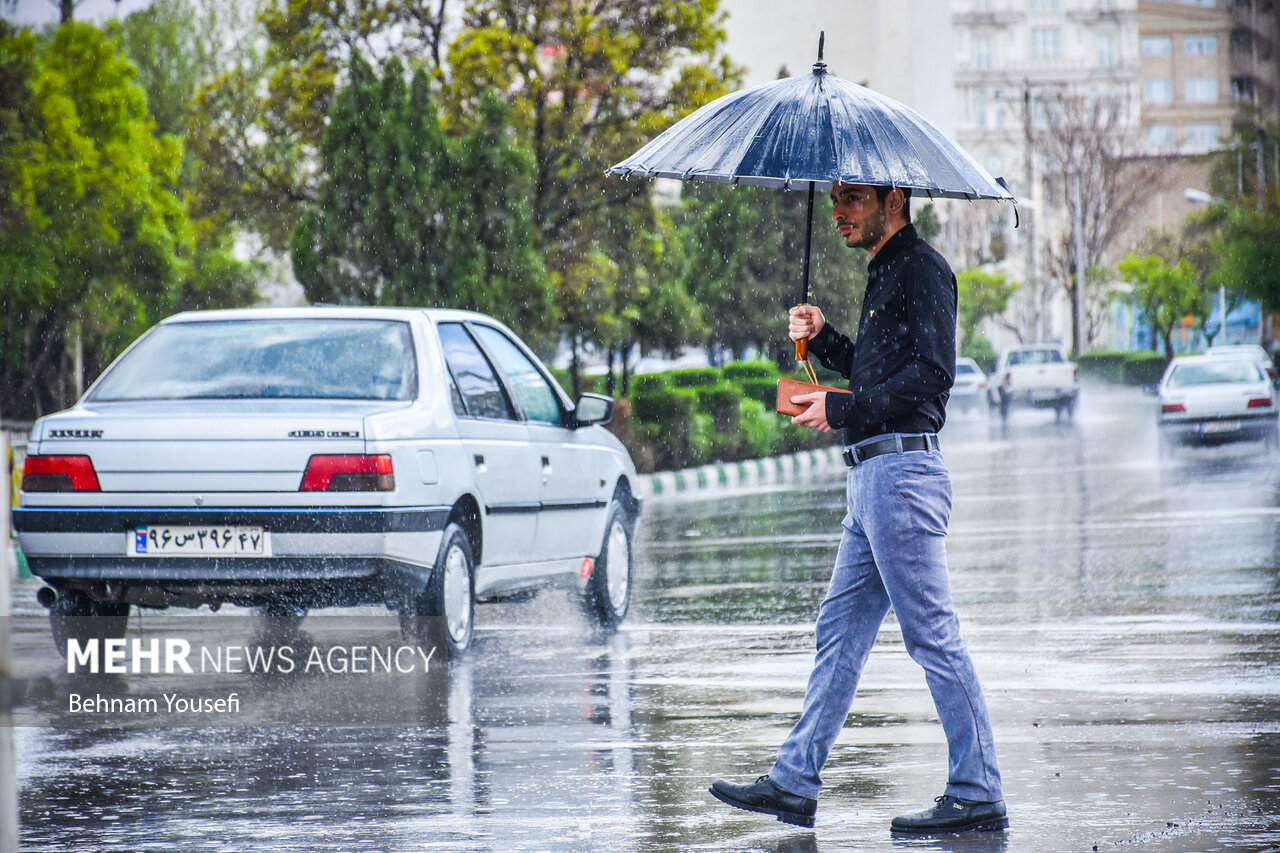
left=709, top=182, right=1006, bottom=834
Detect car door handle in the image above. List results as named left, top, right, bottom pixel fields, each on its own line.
left=541, top=455, right=552, bottom=482
left=473, top=454, right=485, bottom=469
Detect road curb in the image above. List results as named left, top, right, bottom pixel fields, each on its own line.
left=637, top=445, right=843, bottom=498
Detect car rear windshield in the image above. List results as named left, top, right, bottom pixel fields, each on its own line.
left=90, top=319, right=417, bottom=401
left=1006, top=349, right=1063, bottom=366
left=1166, top=360, right=1263, bottom=388
left=956, top=362, right=980, bottom=375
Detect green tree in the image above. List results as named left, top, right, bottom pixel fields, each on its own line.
left=956, top=269, right=1020, bottom=356
left=0, top=22, right=193, bottom=419
left=1209, top=210, right=1280, bottom=318
left=293, top=54, right=551, bottom=337
left=186, top=0, right=455, bottom=251
left=1117, top=253, right=1203, bottom=364
left=119, top=0, right=260, bottom=315
left=677, top=183, right=870, bottom=367
left=442, top=0, right=738, bottom=361
left=451, top=88, right=555, bottom=342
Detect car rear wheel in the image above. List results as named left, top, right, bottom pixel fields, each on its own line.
left=48, top=591, right=130, bottom=657
left=402, top=522, right=474, bottom=658
left=582, top=501, right=632, bottom=632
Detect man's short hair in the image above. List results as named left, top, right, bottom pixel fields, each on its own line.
left=874, top=185, right=912, bottom=222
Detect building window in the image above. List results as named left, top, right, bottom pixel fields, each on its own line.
left=1029, top=0, right=1061, bottom=12
left=1184, top=36, right=1217, bottom=55
left=1179, top=0, right=1215, bottom=7
left=1031, top=28, right=1061, bottom=59
left=977, top=93, right=988, bottom=128
left=1145, top=124, right=1175, bottom=148
left=1142, top=36, right=1172, bottom=56
left=1232, top=76, right=1256, bottom=102
left=1185, top=123, right=1220, bottom=147
left=1098, top=34, right=1117, bottom=68
left=975, top=36, right=993, bottom=71
left=1098, top=0, right=1115, bottom=8
left=1186, top=77, right=1218, bottom=102
left=1144, top=78, right=1174, bottom=102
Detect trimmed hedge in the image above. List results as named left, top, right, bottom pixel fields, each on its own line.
left=1078, top=351, right=1167, bottom=385
left=620, top=360, right=839, bottom=471
left=667, top=367, right=721, bottom=388
left=723, top=360, right=779, bottom=382
left=1122, top=353, right=1166, bottom=386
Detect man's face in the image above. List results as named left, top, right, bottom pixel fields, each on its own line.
left=830, top=183, right=888, bottom=253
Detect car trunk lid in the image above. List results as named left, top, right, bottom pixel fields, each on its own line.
left=29, top=401, right=403, bottom=494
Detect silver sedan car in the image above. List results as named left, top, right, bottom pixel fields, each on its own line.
left=1157, top=354, right=1279, bottom=458
left=14, top=308, right=641, bottom=656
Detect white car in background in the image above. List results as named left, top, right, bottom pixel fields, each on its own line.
left=1205, top=344, right=1278, bottom=385
left=950, top=357, right=988, bottom=414
left=14, top=308, right=641, bottom=657
left=1157, top=354, right=1278, bottom=458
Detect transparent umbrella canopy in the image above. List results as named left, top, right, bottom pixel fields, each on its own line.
left=607, top=34, right=1015, bottom=360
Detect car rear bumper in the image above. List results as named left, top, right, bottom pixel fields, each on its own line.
left=13, top=505, right=451, bottom=606
left=1159, top=413, right=1277, bottom=445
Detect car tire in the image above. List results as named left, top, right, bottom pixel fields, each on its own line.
left=402, top=522, right=475, bottom=658
left=582, top=500, right=632, bottom=632
left=49, top=591, right=129, bottom=657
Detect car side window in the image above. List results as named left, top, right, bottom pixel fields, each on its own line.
left=437, top=323, right=516, bottom=420
left=472, top=325, right=565, bottom=426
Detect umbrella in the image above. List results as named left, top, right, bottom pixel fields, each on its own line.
left=607, top=33, right=1014, bottom=362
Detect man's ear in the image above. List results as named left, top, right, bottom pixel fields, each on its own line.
left=886, top=187, right=905, bottom=219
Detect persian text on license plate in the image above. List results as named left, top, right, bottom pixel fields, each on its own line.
left=1198, top=420, right=1241, bottom=435
left=129, top=525, right=270, bottom=557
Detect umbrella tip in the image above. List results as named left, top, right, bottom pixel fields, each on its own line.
left=813, top=31, right=827, bottom=73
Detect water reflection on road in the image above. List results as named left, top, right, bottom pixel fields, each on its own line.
left=12, top=382, right=1280, bottom=852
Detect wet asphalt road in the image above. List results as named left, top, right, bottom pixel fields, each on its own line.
left=7, top=381, right=1280, bottom=852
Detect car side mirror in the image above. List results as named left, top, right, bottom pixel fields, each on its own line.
left=573, top=393, right=613, bottom=427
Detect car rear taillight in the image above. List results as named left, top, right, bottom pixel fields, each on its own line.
left=22, top=455, right=101, bottom=492
left=299, top=455, right=394, bottom=492
left=1161, top=403, right=1186, bottom=414
left=1247, top=397, right=1273, bottom=409
left=1003, top=372, right=1012, bottom=388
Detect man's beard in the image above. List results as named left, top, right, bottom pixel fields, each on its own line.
left=847, top=207, right=886, bottom=250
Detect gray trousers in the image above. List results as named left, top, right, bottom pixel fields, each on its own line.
left=769, top=434, right=1003, bottom=801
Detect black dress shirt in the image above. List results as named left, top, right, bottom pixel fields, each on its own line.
left=807, top=223, right=957, bottom=446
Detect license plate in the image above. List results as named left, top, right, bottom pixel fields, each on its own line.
left=1198, top=420, right=1241, bottom=435
left=129, top=525, right=270, bottom=557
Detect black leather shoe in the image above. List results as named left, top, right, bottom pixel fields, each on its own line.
left=709, top=775, right=817, bottom=828
left=891, top=795, right=1008, bottom=834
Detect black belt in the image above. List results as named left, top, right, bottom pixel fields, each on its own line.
left=842, top=433, right=939, bottom=467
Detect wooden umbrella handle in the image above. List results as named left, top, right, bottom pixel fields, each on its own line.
left=795, top=337, right=808, bottom=361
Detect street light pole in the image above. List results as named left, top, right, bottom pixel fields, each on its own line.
left=1073, top=173, right=1086, bottom=355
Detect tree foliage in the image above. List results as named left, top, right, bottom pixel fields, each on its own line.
left=957, top=269, right=1020, bottom=351
left=676, top=183, right=870, bottom=366
left=443, top=0, right=738, bottom=374
left=0, top=22, right=193, bottom=418
left=1117, top=253, right=1202, bottom=363
left=292, top=53, right=553, bottom=340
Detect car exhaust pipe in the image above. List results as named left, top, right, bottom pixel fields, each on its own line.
left=36, top=586, right=58, bottom=609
